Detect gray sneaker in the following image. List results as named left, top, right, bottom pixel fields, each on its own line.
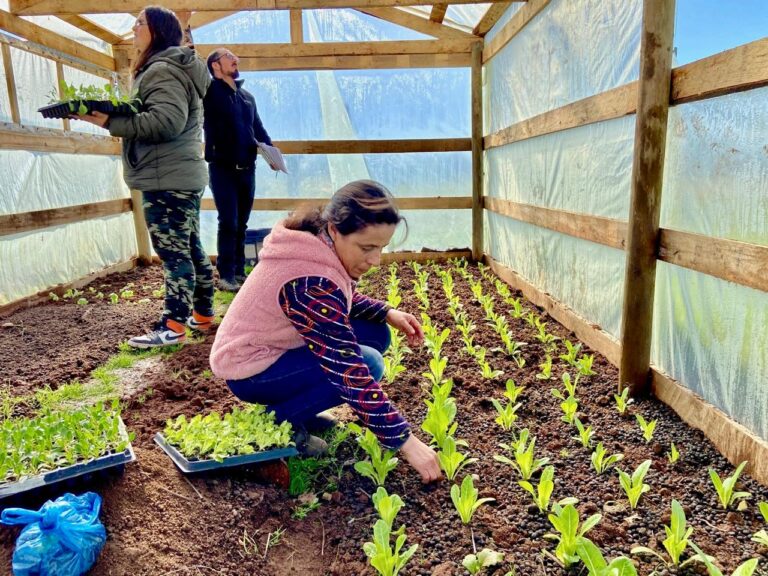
left=218, top=278, right=241, bottom=292
left=294, top=428, right=328, bottom=457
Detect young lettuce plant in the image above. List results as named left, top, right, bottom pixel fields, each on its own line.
left=709, top=461, right=751, bottom=510
left=383, top=356, right=406, bottom=384
left=372, top=487, right=404, bottom=530
left=518, top=465, right=577, bottom=513
left=451, top=475, right=495, bottom=525
left=576, top=354, right=596, bottom=377
left=462, top=549, right=504, bottom=575
left=363, top=515, right=418, bottom=576
left=421, top=395, right=458, bottom=449
left=616, top=459, right=652, bottom=510
left=614, top=388, right=633, bottom=415
left=508, top=297, right=525, bottom=319
left=536, top=355, right=553, bottom=380
left=494, top=429, right=549, bottom=481
left=666, top=442, right=680, bottom=464
left=559, top=340, right=582, bottom=367
left=556, top=393, right=579, bottom=425
left=490, top=397, right=521, bottom=431
left=635, top=414, right=657, bottom=443
left=689, top=542, right=760, bottom=576
left=590, top=443, right=624, bottom=475
left=575, top=537, right=638, bottom=576
left=632, top=499, right=700, bottom=569
left=437, top=436, right=477, bottom=482
left=545, top=503, right=602, bottom=569
left=348, top=423, right=398, bottom=487
left=572, top=418, right=594, bottom=449
left=422, top=355, right=448, bottom=387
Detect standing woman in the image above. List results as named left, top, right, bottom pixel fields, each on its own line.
left=76, top=6, right=214, bottom=348
left=210, top=180, right=442, bottom=483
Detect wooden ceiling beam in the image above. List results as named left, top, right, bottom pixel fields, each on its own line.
left=356, top=7, right=475, bottom=39
left=56, top=14, right=124, bottom=44
left=430, top=4, right=448, bottom=24
left=10, top=0, right=505, bottom=16
left=189, top=11, right=236, bottom=30
left=237, top=52, right=471, bottom=71
left=473, top=1, right=513, bottom=36
left=0, top=8, right=115, bottom=70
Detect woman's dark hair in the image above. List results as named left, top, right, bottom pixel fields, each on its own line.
left=132, top=6, right=183, bottom=77
left=285, top=180, right=405, bottom=237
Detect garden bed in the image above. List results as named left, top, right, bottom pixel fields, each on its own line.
left=1, top=261, right=767, bottom=575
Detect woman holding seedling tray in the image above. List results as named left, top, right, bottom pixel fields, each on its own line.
left=211, top=181, right=442, bottom=484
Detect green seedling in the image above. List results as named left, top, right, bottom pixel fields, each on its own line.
left=348, top=423, right=398, bottom=487
left=421, top=394, right=458, bottom=449
left=536, top=355, right=553, bottom=380
left=422, top=355, right=448, bottom=387
left=292, top=494, right=320, bottom=519
left=616, top=459, right=652, bottom=509
left=635, top=414, right=657, bottom=443
left=575, top=537, right=638, bottom=576
left=558, top=394, right=579, bottom=425
left=590, top=443, right=623, bottom=475
left=560, top=372, right=579, bottom=397
left=752, top=530, right=768, bottom=547
left=462, top=549, right=504, bottom=575
left=632, top=500, right=699, bottom=568
left=494, top=428, right=549, bottom=481
left=759, top=502, right=768, bottom=522
left=576, top=354, right=596, bottom=377
left=109, top=293, right=119, bottom=305
left=571, top=419, right=594, bottom=449
left=559, top=340, right=582, bottom=366
left=48, top=292, right=60, bottom=301
left=502, top=379, right=525, bottom=404
left=490, top=398, right=521, bottom=431
left=614, top=388, right=633, bottom=415
left=545, top=503, right=602, bottom=569
left=709, top=461, right=750, bottom=509
left=508, top=297, right=525, bottom=319
left=76, top=297, right=88, bottom=305
left=666, top=442, right=680, bottom=464
left=518, top=465, right=577, bottom=514
left=689, top=542, right=759, bottom=576
left=451, top=475, right=495, bottom=525
left=437, top=436, right=477, bottom=481
left=383, top=357, right=406, bottom=384
left=363, top=518, right=418, bottom=576
left=371, top=487, right=404, bottom=529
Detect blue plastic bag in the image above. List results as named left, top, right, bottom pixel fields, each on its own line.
left=0, top=492, right=107, bottom=576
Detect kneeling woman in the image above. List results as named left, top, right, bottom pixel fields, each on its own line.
left=210, top=180, right=441, bottom=483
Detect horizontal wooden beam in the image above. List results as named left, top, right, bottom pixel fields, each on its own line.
left=382, top=249, right=472, bottom=264
left=238, top=52, right=471, bottom=70
left=0, top=198, right=131, bottom=237
left=196, top=38, right=476, bottom=59
left=652, top=370, right=768, bottom=487
left=202, top=196, right=472, bottom=212
left=0, top=258, right=137, bottom=317
left=274, top=138, right=471, bottom=154
left=659, top=229, right=768, bottom=293
left=0, top=9, right=114, bottom=70
left=0, top=33, right=112, bottom=78
left=485, top=255, right=622, bottom=365
left=473, top=1, right=512, bottom=37
left=671, top=37, right=768, bottom=105
left=56, top=14, right=124, bottom=45
left=0, top=122, right=121, bottom=155
left=11, top=0, right=505, bottom=16
left=189, top=11, right=236, bottom=30
left=357, top=7, right=474, bottom=40
left=484, top=197, right=627, bottom=250
left=483, top=0, right=549, bottom=62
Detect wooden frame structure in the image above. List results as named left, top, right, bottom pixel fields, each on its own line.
left=1, top=1, right=767, bottom=483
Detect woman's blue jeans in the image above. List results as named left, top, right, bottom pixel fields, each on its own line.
left=226, top=319, right=390, bottom=427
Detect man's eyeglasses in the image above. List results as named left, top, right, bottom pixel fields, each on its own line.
left=211, top=52, right=237, bottom=64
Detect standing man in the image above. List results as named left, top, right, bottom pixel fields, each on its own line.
left=204, top=48, right=274, bottom=291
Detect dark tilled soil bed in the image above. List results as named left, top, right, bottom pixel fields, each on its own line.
left=1, top=262, right=767, bottom=575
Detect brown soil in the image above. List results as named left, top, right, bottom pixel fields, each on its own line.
left=1, top=262, right=767, bottom=576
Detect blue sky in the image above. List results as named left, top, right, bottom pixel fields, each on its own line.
left=674, top=0, right=768, bottom=65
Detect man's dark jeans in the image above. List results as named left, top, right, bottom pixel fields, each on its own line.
left=226, top=319, right=390, bottom=427
left=209, top=163, right=255, bottom=281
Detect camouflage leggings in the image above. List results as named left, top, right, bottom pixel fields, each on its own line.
left=143, top=189, right=214, bottom=323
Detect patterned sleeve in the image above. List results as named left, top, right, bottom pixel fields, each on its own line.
left=279, top=276, right=411, bottom=449
left=350, top=291, right=390, bottom=322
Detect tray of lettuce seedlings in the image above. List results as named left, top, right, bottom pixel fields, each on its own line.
left=38, top=80, right=141, bottom=119
left=0, top=399, right=135, bottom=499
left=154, top=404, right=297, bottom=473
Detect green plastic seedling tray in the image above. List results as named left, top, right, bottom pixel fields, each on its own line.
left=0, top=418, right=135, bottom=500
left=154, top=432, right=298, bottom=474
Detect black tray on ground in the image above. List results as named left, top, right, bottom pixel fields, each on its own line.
left=0, top=418, right=136, bottom=500
left=154, top=432, right=298, bottom=474
left=38, top=100, right=138, bottom=119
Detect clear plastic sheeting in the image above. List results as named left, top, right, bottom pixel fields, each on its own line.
left=484, top=0, right=641, bottom=134
left=486, top=213, right=625, bottom=339
left=193, top=11, right=290, bottom=44
left=10, top=47, right=61, bottom=129
left=82, top=14, right=135, bottom=38
left=0, top=214, right=136, bottom=306
left=22, top=16, right=109, bottom=53
left=652, top=263, right=768, bottom=440
left=445, top=5, right=492, bottom=30
left=304, top=9, right=430, bottom=42
left=484, top=2, right=524, bottom=44
left=485, top=115, right=635, bottom=220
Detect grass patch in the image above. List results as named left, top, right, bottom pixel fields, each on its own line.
left=34, top=379, right=117, bottom=412
left=287, top=423, right=356, bottom=498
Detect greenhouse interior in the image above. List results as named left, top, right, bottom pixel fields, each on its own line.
left=0, top=0, right=767, bottom=574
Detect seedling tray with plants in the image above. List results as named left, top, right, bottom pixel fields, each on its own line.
left=154, top=404, right=297, bottom=474
left=0, top=400, right=135, bottom=499
left=38, top=80, right=140, bottom=119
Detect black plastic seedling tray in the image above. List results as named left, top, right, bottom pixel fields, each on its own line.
left=0, top=418, right=136, bottom=500
left=38, top=100, right=138, bottom=119
left=154, top=432, right=298, bottom=474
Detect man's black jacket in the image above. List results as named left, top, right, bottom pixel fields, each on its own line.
left=203, top=78, right=272, bottom=167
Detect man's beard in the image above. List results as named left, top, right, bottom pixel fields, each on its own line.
left=229, top=69, right=240, bottom=80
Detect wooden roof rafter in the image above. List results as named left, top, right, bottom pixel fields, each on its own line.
left=473, top=1, right=514, bottom=36
left=355, top=7, right=478, bottom=40
left=430, top=4, right=448, bottom=24
left=56, top=14, right=124, bottom=44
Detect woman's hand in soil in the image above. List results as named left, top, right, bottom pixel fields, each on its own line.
left=72, top=111, right=109, bottom=128
left=385, top=309, right=424, bottom=348
left=400, top=435, right=442, bottom=483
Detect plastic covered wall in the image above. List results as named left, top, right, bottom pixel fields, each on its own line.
left=652, top=88, right=768, bottom=439
left=484, top=0, right=641, bottom=339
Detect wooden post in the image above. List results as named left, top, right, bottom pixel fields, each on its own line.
left=1, top=43, right=20, bottom=124
left=290, top=10, right=303, bottom=44
left=471, top=42, right=483, bottom=261
left=131, top=189, right=152, bottom=265
left=619, top=0, right=676, bottom=395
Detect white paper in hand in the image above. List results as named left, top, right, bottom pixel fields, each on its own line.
left=256, top=142, right=288, bottom=173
